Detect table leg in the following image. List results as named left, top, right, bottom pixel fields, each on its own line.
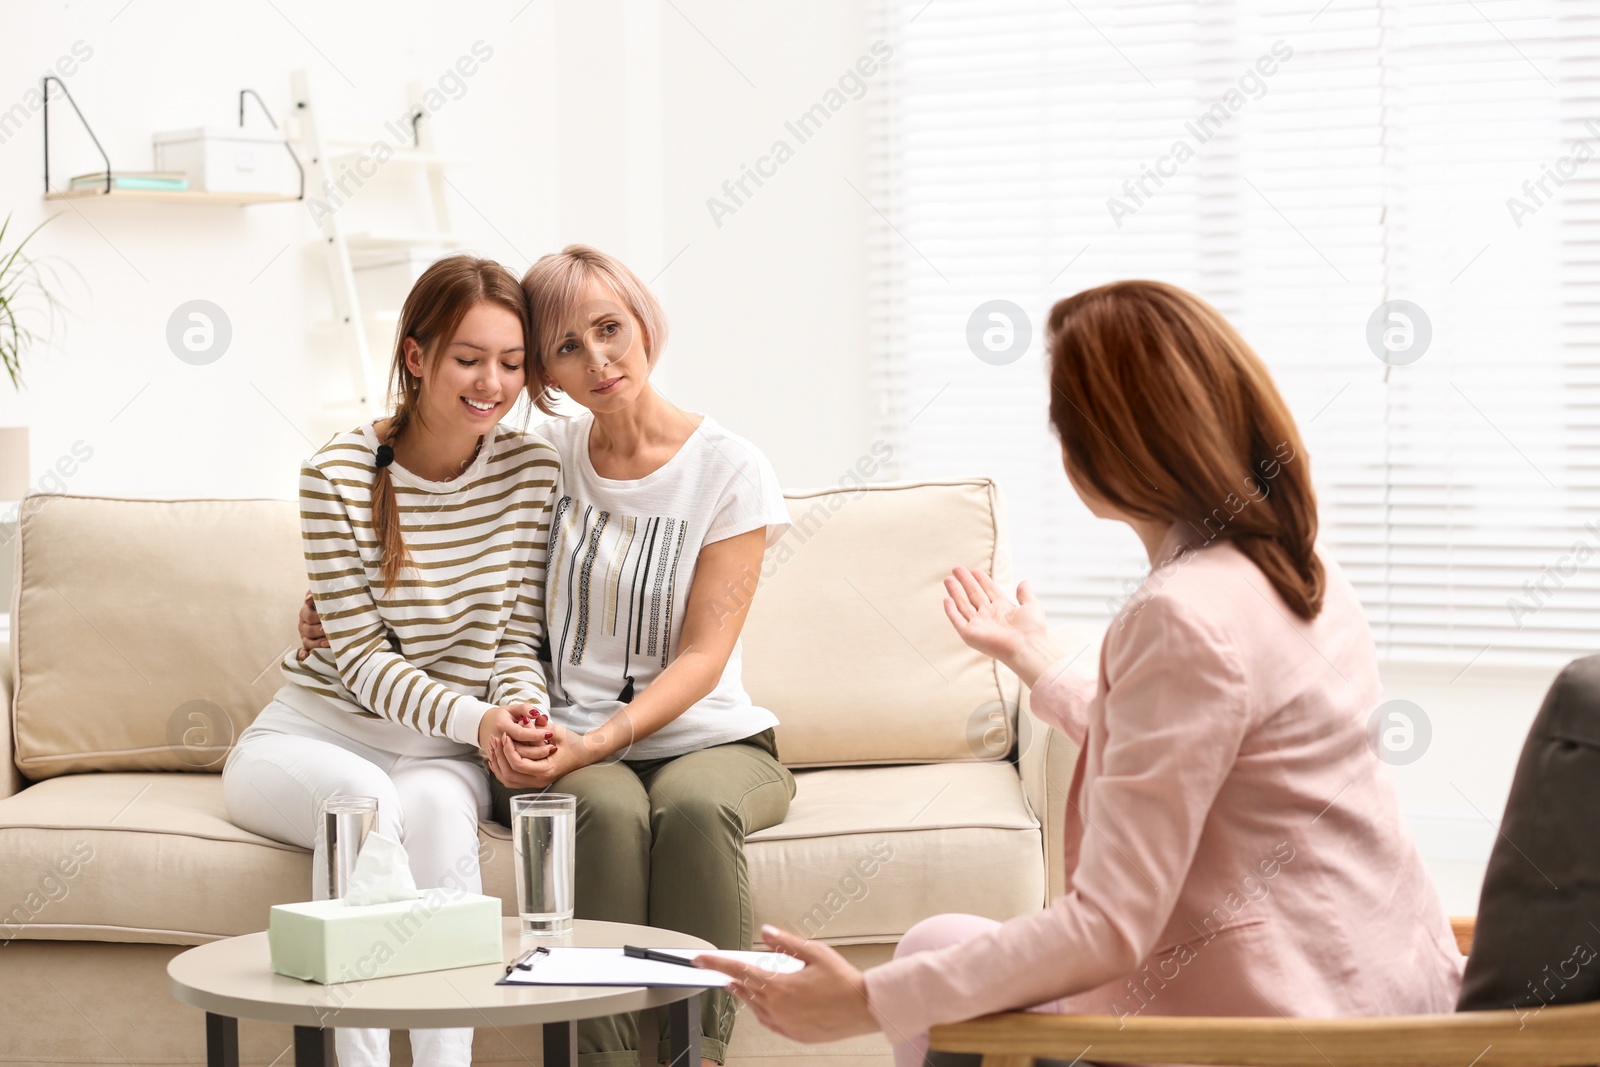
left=293, top=1025, right=333, bottom=1067
left=205, top=1013, right=239, bottom=1067
left=544, top=1019, right=578, bottom=1067
left=667, top=993, right=702, bottom=1067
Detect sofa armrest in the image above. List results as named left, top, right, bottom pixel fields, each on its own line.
left=1017, top=687, right=1079, bottom=903
left=1016, top=625, right=1101, bottom=903
left=0, top=639, right=20, bottom=800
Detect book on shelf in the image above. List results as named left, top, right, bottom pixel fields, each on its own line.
left=68, top=172, right=190, bottom=192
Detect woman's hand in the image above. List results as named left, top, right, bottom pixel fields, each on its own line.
left=943, top=566, right=1058, bottom=688
left=486, top=721, right=588, bottom=789
left=296, top=592, right=329, bottom=662
left=508, top=720, right=580, bottom=760
left=478, top=705, right=555, bottom=786
left=695, top=924, right=878, bottom=1043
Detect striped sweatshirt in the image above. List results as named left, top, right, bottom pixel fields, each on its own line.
left=274, top=420, right=560, bottom=757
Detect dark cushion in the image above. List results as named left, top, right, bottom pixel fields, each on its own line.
left=1458, top=653, right=1600, bottom=1012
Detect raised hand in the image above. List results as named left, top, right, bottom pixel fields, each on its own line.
left=942, top=565, right=1058, bottom=688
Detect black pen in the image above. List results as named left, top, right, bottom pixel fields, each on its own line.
left=623, top=944, right=699, bottom=968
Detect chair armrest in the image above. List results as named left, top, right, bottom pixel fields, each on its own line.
left=0, top=638, right=19, bottom=800
left=931, top=999, right=1600, bottom=1067
left=1016, top=688, right=1079, bottom=903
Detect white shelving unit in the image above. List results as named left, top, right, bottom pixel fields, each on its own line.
left=292, top=70, right=464, bottom=424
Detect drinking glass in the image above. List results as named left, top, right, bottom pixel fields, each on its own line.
left=322, top=795, right=378, bottom=900
left=511, top=793, right=576, bottom=935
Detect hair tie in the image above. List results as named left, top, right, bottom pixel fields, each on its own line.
left=375, top=443, right=395, bottom=469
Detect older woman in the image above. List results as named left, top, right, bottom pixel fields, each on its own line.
left=698, top=280, right=1462, bottom=1064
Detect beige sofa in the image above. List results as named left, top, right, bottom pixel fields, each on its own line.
left=0, top=480, right=1083, bottom=1067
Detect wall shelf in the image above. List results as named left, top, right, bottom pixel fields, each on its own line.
left=41, top=79, right=304, bottom=204
left=44, top=188, right=300, bottom=204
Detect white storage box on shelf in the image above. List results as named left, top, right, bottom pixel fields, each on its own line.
left=152, top=126, right=298, bottom=195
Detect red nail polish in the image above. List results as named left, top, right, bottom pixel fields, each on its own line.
left=544, top=732, right=553, bottom=741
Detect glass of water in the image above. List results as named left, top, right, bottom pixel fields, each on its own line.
left=322, top=795, right=378, bottom=900
left=512, top=793, right=576, bottom=936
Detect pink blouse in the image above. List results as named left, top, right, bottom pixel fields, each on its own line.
left=865, top=527, right=1462, bottom=1038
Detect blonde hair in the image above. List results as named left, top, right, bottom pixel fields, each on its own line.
left=521, top=244, right=669, bottom=415
left=373, top=254, right=530, bottom=593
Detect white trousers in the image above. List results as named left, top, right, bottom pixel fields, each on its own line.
left=222, top=701, right=490, bottom=1067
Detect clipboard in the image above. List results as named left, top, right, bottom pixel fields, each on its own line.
left=496, top=946, right=803, bottom=988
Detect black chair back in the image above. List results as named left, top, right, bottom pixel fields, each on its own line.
left=1459, top=653, right=1600, bottom=1011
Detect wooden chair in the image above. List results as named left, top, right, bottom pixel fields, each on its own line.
left=928, top=917, right=1600, bottom=1067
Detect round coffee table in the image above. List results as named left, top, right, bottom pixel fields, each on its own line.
left=169, top=918, right=716, bottom=1067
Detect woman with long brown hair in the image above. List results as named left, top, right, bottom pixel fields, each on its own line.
left=698, top=280, right=1463, bottom=1062
left=223, top=254, right=560, bottom=1067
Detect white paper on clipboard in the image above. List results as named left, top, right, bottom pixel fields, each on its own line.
left=498, top=947, right=804, bottom=988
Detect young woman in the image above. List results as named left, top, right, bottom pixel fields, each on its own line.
left=302, top=245, right=796, bottom=1067
left=228, top=254, right=560, bottom=1067
left=697, top=280, right=1464, bottom=1062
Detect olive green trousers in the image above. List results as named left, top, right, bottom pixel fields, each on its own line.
left=492, top=729, right=794, bottom=1066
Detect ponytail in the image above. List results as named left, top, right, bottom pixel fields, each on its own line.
left=371, top=407, right=413, bottom=595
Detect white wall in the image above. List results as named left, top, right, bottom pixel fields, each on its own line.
left=1379, top=661, right=1558, bottom=914
left=0, top=0, right=873, bottom=505
left=652, top=0, right=876, bottom=486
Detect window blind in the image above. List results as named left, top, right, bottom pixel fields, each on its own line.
left=867, top=0, right=1597, bottom=667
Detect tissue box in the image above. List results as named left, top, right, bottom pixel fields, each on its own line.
left=269, top=890, right=502, bottom=984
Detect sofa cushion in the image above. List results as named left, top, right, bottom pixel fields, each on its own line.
left=12, top=482, right=1017, bottom=778
left=0, top=763, right=1042, bottom=947
left=12, top=495, right=306, bottom=780
left=745, top=762, right=1045, bottom=943
left=0, top=772, right=306, bottom=944
left=485, top=762, right=1046, bottom=946
left=743, top=479, right=1020, bottom=766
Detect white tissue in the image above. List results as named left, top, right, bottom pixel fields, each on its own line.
left=342, top=831, right=421, bottom=906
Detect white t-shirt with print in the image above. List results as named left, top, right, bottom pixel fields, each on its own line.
left=534, top=412, right=791, bottom=760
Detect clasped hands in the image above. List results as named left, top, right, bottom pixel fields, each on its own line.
left=477, top=707, right=591, bottom=789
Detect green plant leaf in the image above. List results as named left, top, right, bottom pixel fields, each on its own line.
left=0, top=212, right=63, bottom=391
